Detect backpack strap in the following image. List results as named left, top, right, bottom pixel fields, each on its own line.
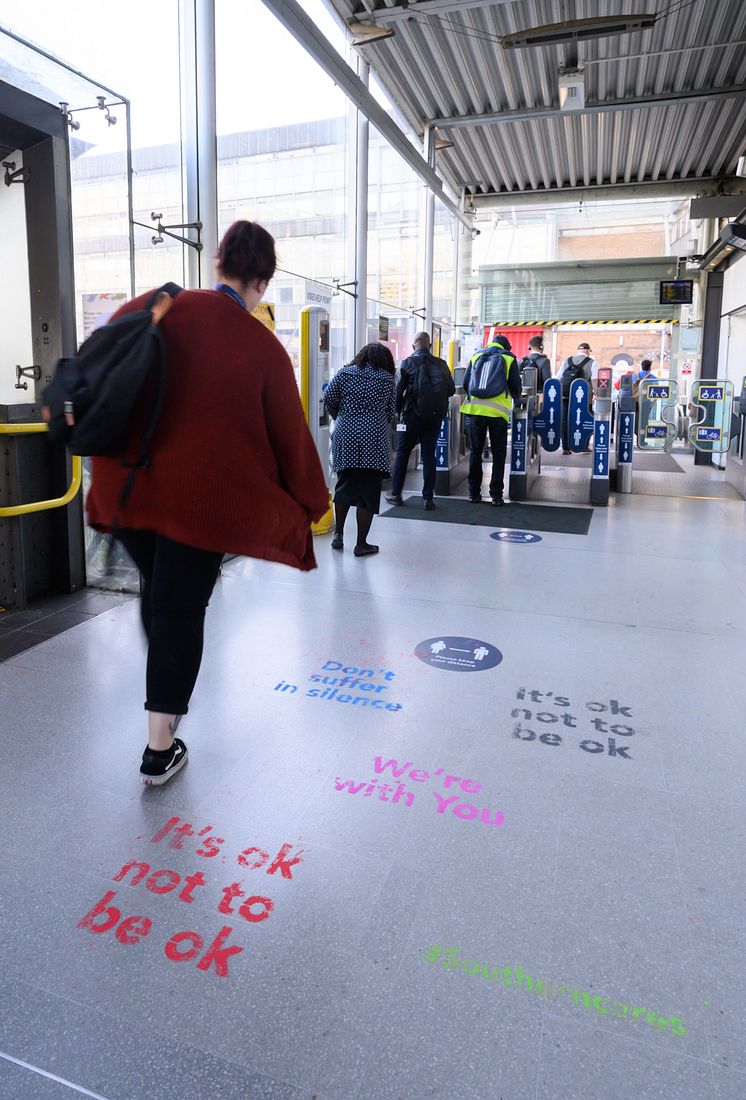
left=146, top=282, right=183, bottom=310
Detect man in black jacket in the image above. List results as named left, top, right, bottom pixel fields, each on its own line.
left=385, top=332, right=455, bottom=510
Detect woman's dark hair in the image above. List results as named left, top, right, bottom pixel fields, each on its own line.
left=353, top=343, right=396, bottom=375
left=217, top=220, right=276, bottom=285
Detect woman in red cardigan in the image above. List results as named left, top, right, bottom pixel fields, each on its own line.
left=86, top=220, right=329, bottom=785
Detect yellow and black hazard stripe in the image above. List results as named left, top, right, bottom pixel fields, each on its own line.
left=488, top=320, right=679, bottom=326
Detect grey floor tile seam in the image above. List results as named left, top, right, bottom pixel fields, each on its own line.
left=0, top=976, right=310, bottom=1100
left=231, top=572, right=742, bottom=639
left=536, top=813, right=565, bottom=1100
left=534, top=818, right=563, bottom=1100
left=663, top=790, right=720, bottom=1096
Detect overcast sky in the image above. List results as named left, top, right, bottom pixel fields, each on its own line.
left=1, top=0, right=350, bottom=152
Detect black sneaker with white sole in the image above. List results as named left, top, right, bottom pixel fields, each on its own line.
left=140, top=737, right=188, bottom=786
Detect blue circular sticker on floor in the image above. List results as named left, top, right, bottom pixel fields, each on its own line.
left=490, top=531, right=542, bottom=544
left=415, top=637, right=503, bottom=672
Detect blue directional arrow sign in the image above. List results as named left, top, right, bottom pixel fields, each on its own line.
left=533, top=379, right=562, bottom=451
left=511, top=411, right=527, bottom=473
left=592, top=418, right=610, bottom=479
left=435, top=415, right=449, bottom=471
left=568, top=378, right=594, bottom=452
left=617, top=411, right=635, bottom=466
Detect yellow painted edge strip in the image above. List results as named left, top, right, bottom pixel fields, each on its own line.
left=0, top=422, right=48, bottom=434
left=299, top=307, right=310, bottom=420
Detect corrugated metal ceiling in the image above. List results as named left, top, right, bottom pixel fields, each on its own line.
left=325, top=0, right=746, bottom=198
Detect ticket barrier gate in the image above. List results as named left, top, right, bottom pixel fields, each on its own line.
left=434, top=394, right=465, bottom=496
left=615, top=375, right=636, bottom=494
left=590, top=368, right=612, bottom=506
left=508, top=366, right=540, bottom=501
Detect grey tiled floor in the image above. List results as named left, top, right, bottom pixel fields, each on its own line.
left=1, top=484, right=745, bottom=1099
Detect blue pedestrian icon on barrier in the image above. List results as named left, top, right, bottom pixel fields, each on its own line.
left=533, top=379, right=561, bottom=451
left=593, top=419, right=609, bottom=478
left=511, top=413, right=527, bottom=473
left=618, top=412, right=634, bottom=465
left=568, top=378, right=594, bottom=452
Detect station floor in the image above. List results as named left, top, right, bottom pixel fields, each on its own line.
left=1, top=480, right=746, bottom=1100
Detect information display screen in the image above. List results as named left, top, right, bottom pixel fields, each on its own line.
left=659, top=280, right=693, bottom=305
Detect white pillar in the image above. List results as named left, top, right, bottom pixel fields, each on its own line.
left=354, top=57, right=370, bottom=352
left=179, top=0, right=218, bottom=288
left=423, top=125, right=435, bottom=335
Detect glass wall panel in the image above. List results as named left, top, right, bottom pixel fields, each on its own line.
left=215, top=0, right=349, bottom=378
left=368, top=127, right=422, bottom=362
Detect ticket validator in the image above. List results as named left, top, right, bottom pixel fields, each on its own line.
left=299, top=305, right=334, bottom=534
left=509, top=364, right=540, bottom=501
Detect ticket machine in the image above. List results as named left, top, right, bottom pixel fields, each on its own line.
left=300, top=305, right=334, bottom=534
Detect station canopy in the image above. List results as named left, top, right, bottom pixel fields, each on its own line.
left=326, top=0, right=746, bottom=201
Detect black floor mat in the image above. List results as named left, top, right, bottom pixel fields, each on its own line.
left=543, top=451, right=684, bottom=473
left=380, top=496, right=593, bottom=535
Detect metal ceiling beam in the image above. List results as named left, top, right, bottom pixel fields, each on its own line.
left=259, top=0, right=473, bottom=228
left=468, top=178, right=745, bottom=209
left=431, top=84, right=746, bottom=129
left=352, top=0, right=510, bottom=25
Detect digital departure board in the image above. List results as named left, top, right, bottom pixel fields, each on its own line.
left=659, top=279, right=693, bottom=305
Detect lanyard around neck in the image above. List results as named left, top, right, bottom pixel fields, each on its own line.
left=215, top=283, right=246, bottom=310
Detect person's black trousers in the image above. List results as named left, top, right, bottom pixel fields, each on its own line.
left=390, top=415, right=441, bottom=499
left=467, top=415, right=508, bottom=499
left=117, top=529, right=224, bottom=715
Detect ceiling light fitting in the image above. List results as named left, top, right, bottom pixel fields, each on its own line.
left=349, top=20, right=396, bottom=46
left=700, top=222, right=746, bottom=271
left=502, top=14, right=657, bottom=50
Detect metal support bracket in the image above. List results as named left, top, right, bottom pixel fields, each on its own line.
left=2, top=161, right=31, bottom=186
left=14, top=365, right=41, bottom=391
left=332, top=278, right=358, bottom=300
left=133, top=212, right=203, bottom=251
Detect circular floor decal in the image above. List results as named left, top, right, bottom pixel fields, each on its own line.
left=415, top=636, right=503, bottom=672
left=490, top=531, right=542, bottom=544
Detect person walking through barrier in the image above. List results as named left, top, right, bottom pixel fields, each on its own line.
left=560, top=342, right=594, bottom=453
left=324, top=342, right=396, bottom=557
left=85, top=220, right=329, bottom=786
left=385, top=332, right=454, bottom=511
left=461, top=334, right=522, bottom=505
left=520, top=335, right=552, bottom=390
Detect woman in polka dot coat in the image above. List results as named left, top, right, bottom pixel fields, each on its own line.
left=323, top=343, right=396, bottom=556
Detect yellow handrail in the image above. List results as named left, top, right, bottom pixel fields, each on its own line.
left=0, top=423, right=83, bottom=517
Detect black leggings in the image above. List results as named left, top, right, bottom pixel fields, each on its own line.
left=117, top=529, right=223, bottom=715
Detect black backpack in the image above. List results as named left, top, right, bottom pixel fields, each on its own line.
left=411, top=352, right=451, bottom=419
left=469, top=348, right=508, bottom=399
left=560, top=356, right=590, bottom=398
left=520, top=352, right=550, bottom=387
left=43, top=283, right=182, bottom=481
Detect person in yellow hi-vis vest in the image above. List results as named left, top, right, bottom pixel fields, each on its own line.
left=461, top=334, right=523, bottom=506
